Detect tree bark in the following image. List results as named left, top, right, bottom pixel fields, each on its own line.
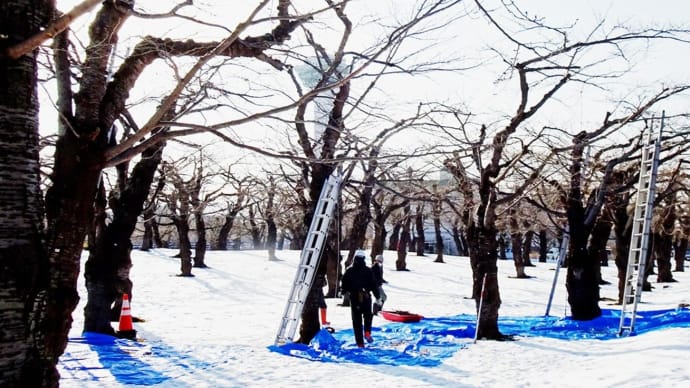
left=84, top=139, right=164, bottom=334
left=498, top=233, right=508, bottom=260
left=265, top=177, right=278, bottom=260
left=433, top=206, right=445, bottom=263
left=511, top=231, right=527, bottom=278
left=348, top=187, right=374, bottom=259
left=248, top=205, right=263, bottom=249
left=566, top=202, right=601, bottom=319
left=267, top=218, right=278, bottom=260
left=396, top=205, right=412, bottom=271
left=589, top=212, right=612, bottom=285
left=370, top=196, right=408, bottom=259
left=522, top=229, right=535, bottom=267
left=141, top=206, right=154, bottom=251
left=673, top=236, right=687, bottom=272
left=452, top=219, right=469, bottom=256
left=350, top=153, right=380, bottom=259
left=0, top=1, right=58, bottom=384
left=612, top=193, right=632, bottom=304
left=174, top=217, right=193, bottom=276
left=415, top=207, right=425, bottom=256
left=215, top=198, right=244, bottom=250
left=388, top=221, right=401, bottom=250
left=653, top=205, right=676, bottom=283
left=296, top=82, right=348, bottom=344
left=565, top=135, right=601, bottom=320
left=371, top=209, right=387, bottom=259
left=538, top=229, right=548, bottom=263
left=466, top=223, right=503, bottom=339
left=193, top=212, right=208, bottom=267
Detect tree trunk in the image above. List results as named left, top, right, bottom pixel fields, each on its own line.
left=141, top=206, right=155, bottom=251
left=388, top=221, right=401, bottom=250
left=498, top=233, right=508, bottom=260
left=466, top=223, right=503, bottom=340
left=433, top=211, right=445, bottom=263
left=174, top=218, right=193, bottom=276
left=84, top=237, right=131, bottom=335
left=452, top=220, right=468, bottom=256
left=538, top=229, right=548, bottom=263
left=654, top=232, right=675, bottom=282
left=415, top=207, right=425, bottom=256
left=674, top=237, right=687, bottom=272
left=265, top=177, right=278, bottom=260
left=566, top=202, right=601, bottom=319
left=84, top=140, right=164, bottom=333
left=348, top=197, right=373, bottom=259
left=215, top=202, right=242, bottom=250
left=0, top=2, right=63, bottom=383
left=296, top=80, right=349, bottom=344
left=522, top=229, right=535, bottom=267
left=324, top=231, right=341, bottom=297
left=396, top=206, right=411, bottom=270
left=193, top=212, right=208, bottom=268
left=371, top=217, right=386, bottom=259
left=565, top=137, right=601, bottom=320
left=511, top=232, right=527, bottom=278
left=141, top=204, right=165, bottom=251
left=654, top=205, right=676, bottom=283
left=267, top=217, right=277, bottom=260
left=297, top=268, right=328, bottom=344
left=368, top=197, right=408, bottom=260
left=88, top=179, right=107, bottom=251
left=588, top=214, right=612, bottom=285
left=296, top=165, right=335, bottom=344
left=612, top=194, right=632, bottom=304
left=215, top=216, right=231, bottom=250
left=277, top=231, right=285, bottom=251
left=248, top=205, right=263, bottom=249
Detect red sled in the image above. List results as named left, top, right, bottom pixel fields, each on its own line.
left=380, top=310, right=424, bottom=323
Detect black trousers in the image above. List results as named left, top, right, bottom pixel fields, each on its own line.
left=349, top=296, right=373, bottom=345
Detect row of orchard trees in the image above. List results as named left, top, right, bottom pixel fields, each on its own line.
left=129, top=105, right=690, bottom=344
left=2, top=0, right=690, bottom=385
left=1, top=1, right=478, bottom=384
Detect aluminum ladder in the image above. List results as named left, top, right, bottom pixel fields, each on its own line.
left=618, top=113, right=664, bottom=336
left=274, top=172, right=343, bottom=345
left=545, top=226, right=569, bottom=316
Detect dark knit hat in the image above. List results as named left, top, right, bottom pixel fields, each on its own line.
left=354, top=250, right=366, bottom=265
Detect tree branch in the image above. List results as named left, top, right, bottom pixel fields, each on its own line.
left=4, top=0, right=103, bottom=60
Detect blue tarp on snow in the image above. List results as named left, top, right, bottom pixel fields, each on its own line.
left=268, top=307, right=690, bottom=366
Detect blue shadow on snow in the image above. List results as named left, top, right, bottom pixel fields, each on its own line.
left=60, top=332, right=213, bottom=386
left=268, top=307, right=690, bottom=366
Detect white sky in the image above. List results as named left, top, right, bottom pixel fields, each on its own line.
left=58, top=248, right=690, bottom=387
left=43, top=0, right=690, bottom=178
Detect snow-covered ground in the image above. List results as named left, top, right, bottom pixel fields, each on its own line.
left=59, top=249, right=690, bottom=387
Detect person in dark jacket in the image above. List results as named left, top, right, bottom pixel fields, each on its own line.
left=340, top=250, right=381, bottom=347
left=371, top=254, right=387, bottom=315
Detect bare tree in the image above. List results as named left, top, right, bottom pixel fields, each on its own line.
left=371, top=188, right=410, bottom=259
left=214, top=172, right=251, bottom=250
left=439, top=0, right=690, bottom=336
left=414, top=204, right=427, bottom=256
left=141, top=170, right=167, bottom=250
left=1, top=0, right=321, bottom=382
left=160, top=160, right=195, bottom=276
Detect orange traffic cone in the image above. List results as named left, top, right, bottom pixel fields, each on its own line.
left=116, top=293, right=137, bottom=339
